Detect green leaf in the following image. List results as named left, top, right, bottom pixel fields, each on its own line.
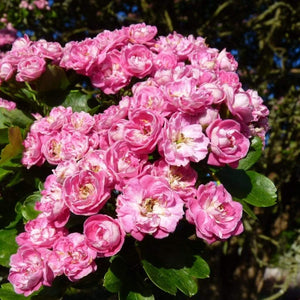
left=21, top=191, right=41, bottom=221
left=0, top=168, right=13, bottom=181
left=0, top=229, right=18, bottom=267
left=140, top=237, right=209, bottom=297
left=0, top=128, right=9, bottom=144
left=235, top=199, right=258, bottom=220
left=243, top=171, right=277, bottom=207
left=238, top=137, right=263, bottom=170
left=142, top=260, right=177, bottom=295
left=5, top=202, right=23, bottom=229
left=104, top=255, right=154, bottom=300
left=36, top=64, right=70, bottom=92
left=119, top=290, right=155, bottom=300
left=0, top=154, right=24, bottom=187
left=217, top=166, right=252, bottom=199
left=0, top=127, right=23, bottom=165
left=20, top=87, right=37, bottom=101
left=0, top=283, right=40, bottom=299
left=62, top=90, right=92, bottom=112
left=103, top=257, right=124, bottom=293
left=0, top=108, right=33, bottom=129
left=217, top=167, right=277, bottom=207
left=0, top=283, right=28, bottom=300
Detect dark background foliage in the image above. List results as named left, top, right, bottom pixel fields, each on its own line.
left=1, top=1, right=300, bottom=299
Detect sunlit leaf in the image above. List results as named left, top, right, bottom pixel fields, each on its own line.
left=62, top=90, right=92, bottom=112
left=104, top=255, right=154, bottom=299
left=238, top=137, right=263, bottom=170
left=218, top=166, right=277, bottom=207
left=140, top=237, right=209, bottom=297
left=0, top=283, right=40, bottom=300
left=0, top=108, right=33, bottom=129
left=0, top=127, right=23, bottom=165
left=0, top=229, right=18, bottom=267
left=21, top=191, right=41, bottom=221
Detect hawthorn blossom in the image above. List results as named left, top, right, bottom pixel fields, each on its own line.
left=60, top=39, right=100, bottom=75
left=104, top=140, right=148, bottom=185
left=62, top=170, right=111, bottom=215
left=63, top=111, right=95, bottom=134
left=31, top=39, right=62, bottom=61
left=41, top=132, right=65, bottom=165
left=123, top=108, right=164, bottom=154
left=0, top=60, right=15, bottom=81
left=15, top=55, right=46, bottom=82
left=215, top=49, right=238, bottom=72
left=35, top=174, right=70, bottom=227
left=120, top=44, right=154, bottom=78
left=16, top=217, right=68, bottom=248
left=206, top=119, right=250, bottom=168
left=22, top=132, right=45, bottom=168
left=127, top=23, right=157, bottom=44
left=151, top=158, right=197, bottom=201
left=8, top=246, right=53, bottom=296
left=154, top=32, right=197, bottom=60
left=90, top=49, right=130, bottom=94
left=84, top=214, right=125, bottom=257
left=129, top=81, right=171, bottom=117
left=0, top=97, right=16, bottom=110
left=77, top=150, right=115, bottom=187
left=48, top=233, right=97, bottom=281
left=186, top=182, right=243, bottom=244
left=61, top=131, right=89, bottom=161
left=159, top=112, right=209, bottom=166
left=52, top=159, right=78, bottom=184
left=116, top=174, right=184, bottom=241
left=163, top=77, right=215, bottom=114
left=247, top=89, right=269, bottom=122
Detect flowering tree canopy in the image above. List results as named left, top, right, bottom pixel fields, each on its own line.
left=0, top=1, right=299, bottom=299
left=0, top=22, right=278, bottom=299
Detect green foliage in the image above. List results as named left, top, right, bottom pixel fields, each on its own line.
left=103, top=237, right=210, bottom=299
left=104, top=255, right=154, bottom=299
left=217, top=167, right=277, bottom=208
left=20, top=191, right=41, bottom=221
left=0, top=108, right=33, bottom=130
left=0, top=283, right=40, bottom=300
left=62, top=90, right=94, bottom=113
left=238, top=137, right=263, bottom=171
left=0, top=127, right=25, bottom=184
left=141, top=238, right=210, bottom=297
left=0, top=229, right=18, bottom=267
left=0, top=127, right=23, bottom=165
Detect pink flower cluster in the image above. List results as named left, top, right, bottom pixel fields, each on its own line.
left=19, top=0, right=50, bottom=10
left=0, top=97, right=16, bottom=110
left=9, top=23, right=270, bottom=296
left=0, top=24, right=17, bottom=58
left=0, top=24, right=17, bottom=47
left=0, top=34, right=62, bottom=83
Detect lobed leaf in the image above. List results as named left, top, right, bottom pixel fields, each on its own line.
left=0, top=108, right=33, bottom=130
left=140, top=237, right=209, bottom=297
left=62, top=90, right=92, bottom=113
left=104, top=255, right=154, bottom=300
